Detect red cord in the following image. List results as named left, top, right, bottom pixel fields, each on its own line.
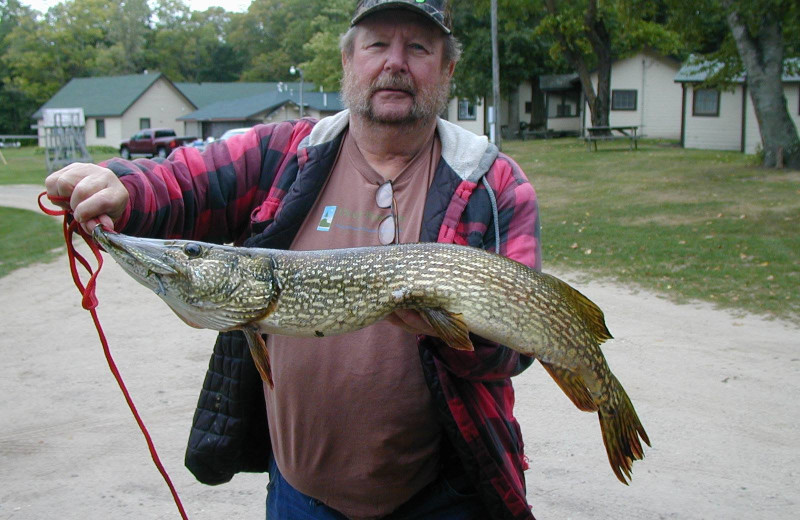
left=38, top=192, right=189, bottom=520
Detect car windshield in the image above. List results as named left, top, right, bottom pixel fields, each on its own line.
left=220, top=128, right=249, bottom=140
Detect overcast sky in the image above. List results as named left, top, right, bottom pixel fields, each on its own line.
left=21, top=0, right=252, bottom=14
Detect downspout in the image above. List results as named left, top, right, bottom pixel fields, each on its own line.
left=640, top=58, right=646, bottom=134
left=680, top=83, right=686, bottom=148
left=740, top=82, right=747, bottom=153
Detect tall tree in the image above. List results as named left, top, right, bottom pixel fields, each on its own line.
left=0, top=0, right=39, bottom=133
left=300, top=0, right=350, bottom=91
left=539, top=0, right=682, bottom=129
left=451, top=0, right=557, bottom=130
left=720, top=1, right=799, bottom=168
left=665, top=0, right=800, bottom=168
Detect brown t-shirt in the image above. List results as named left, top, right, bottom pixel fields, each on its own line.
left=264, top=129, right=443, bottom=519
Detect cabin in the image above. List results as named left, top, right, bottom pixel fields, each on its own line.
left=32, top=73, right=196, bottom=148
left=674, top=57, right=800, bottom=154
left=581, top=49, right=683, bottom=139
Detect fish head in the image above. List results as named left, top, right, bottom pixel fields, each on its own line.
left=93, top=227, right=278, bottom=331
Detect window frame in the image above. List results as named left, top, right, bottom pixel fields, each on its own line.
left=457, top=99, right=477, bottom=121
left=139, top=117, right=151, bottom=130
left=611, top=89, right=638, bottom=111
left=95, top=118, right=105, bottom=138
left=692, top=88, right=720, bottom=117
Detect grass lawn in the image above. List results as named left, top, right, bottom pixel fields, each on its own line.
left=504, top=137, right=800, bottom=322
left=0, top=146, right=117, bottom=185
left=1, top=140, right=798, bottom=322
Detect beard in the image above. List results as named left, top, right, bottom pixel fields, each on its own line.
left=341, top=66, right=451, bottom=126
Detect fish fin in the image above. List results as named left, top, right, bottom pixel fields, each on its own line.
left=420, top=308, right=474, bottom=351
left=599, top=375, right=651, bottom=485
left=241, top=326, right=274, bottom=388
left=540, top=361, right=598, bottom=412
left=553, top=277, right=613, bottom=344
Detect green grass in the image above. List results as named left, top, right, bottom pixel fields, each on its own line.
left=504, top=137, right=800, bottom=322
left=0, top=207, right=64, bottom=278
left=0, top=146, right=117, bottom=185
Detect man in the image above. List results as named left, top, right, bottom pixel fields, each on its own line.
left=46, top=1, right=540, bottom=518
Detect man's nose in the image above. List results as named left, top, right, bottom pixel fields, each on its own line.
left=383, top=43, right=408, bottom=74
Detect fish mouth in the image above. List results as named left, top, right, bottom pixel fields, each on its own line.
left=93, top=226, right=177, bottom=276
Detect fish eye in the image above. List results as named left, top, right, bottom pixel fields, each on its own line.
left=183, top=243, right=203, bottom=258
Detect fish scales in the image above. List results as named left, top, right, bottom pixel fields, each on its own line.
left=92, top=228, right=650, bottom=484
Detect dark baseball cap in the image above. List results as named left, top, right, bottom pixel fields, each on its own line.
left=351, top=0, right=452, bottom=34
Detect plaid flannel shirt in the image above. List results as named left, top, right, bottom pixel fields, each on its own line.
left=105, top=113, right=540, bottom=520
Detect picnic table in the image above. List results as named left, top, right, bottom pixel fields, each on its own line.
left=584, top=125, right=640, bottom=151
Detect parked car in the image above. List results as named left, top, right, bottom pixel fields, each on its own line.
left=119, top=128, right=196, bottom=159
left=219, top=127, right=252, bottom=141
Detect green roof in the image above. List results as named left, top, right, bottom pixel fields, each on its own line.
left=32, top=73, right=188, bottom=119
left=179, top=90, right=344, bottom=121
left=675, top=56, right=800, bottom=83
left=175, top=81, right=317, bottom=108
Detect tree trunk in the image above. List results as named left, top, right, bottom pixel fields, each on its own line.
left=722, top=2, right=800, bottom=169
left=544, top=0, right=612, bottom=131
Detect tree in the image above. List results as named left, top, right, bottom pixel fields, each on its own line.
left=300, top=0, right=350, bottom=91
left=720, top=1, right=799, bottom=168
left=538, top=0, right=682, bottom=129
left=0, top=0, right=40, bottom=133
left=665, top=0, right=800, bottom=168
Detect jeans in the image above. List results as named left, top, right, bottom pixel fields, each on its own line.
left=266, top=458, right=488, bottom=519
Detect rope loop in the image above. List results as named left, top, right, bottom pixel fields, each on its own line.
left=38, top=191, right=188, bottom=519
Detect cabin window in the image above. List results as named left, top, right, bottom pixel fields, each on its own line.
left=525, top=101, right=532, bottom=114
left=693, top=88, right=720, bottom=116
left=95, top=119, right=105, bottom=138
left=139, top=117, right=151, bottom=130
left=458, top=99, right=477, bottom=120
left=547, top=92, right=579, bottom=118
left=611, top=89, right=637, bottom=111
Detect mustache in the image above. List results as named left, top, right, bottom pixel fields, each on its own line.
left=369, top=74, right=416, bottom=96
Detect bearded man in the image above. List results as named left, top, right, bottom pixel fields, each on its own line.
left=45, top=1, right=540, bottom=518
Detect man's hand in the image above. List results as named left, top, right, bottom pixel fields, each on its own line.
left=384, top=309, right=438, bottom=337
left=45, top=163, right=129, bottom=234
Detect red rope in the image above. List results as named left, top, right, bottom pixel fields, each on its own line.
left=38, top=192, right=189, bottom=520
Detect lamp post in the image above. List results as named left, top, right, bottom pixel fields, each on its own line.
left=289, top=65, right=304, bottom=118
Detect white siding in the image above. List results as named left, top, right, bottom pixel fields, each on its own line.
left=122, top=77, right=196, bottom=141
left=683, top=85, right=743, bottom=152
left=583, top=50, right=682, bottom=139
left=85, top=116, right=123, bottom=147
left=445, top=97, right=485, bottom=136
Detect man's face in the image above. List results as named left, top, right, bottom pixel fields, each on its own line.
left=341, top=10, right=455, bottom=126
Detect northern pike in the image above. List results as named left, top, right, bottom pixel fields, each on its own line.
left=92, top=226, right=650, bottom=484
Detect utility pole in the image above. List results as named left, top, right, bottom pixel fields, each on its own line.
left=491, top=0, right=501, bottom=150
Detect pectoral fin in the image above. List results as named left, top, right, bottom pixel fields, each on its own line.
left=241, top=326, right=274, bottom=388
left=540, top=361, right=597, bottom=412
left=420, top=308, right=474, bottom=351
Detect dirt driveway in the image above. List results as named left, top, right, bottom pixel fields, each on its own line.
left=1, top=185, right=798, bottom=519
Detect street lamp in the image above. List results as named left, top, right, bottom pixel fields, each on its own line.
left=289, top=65, right=304, bottom=118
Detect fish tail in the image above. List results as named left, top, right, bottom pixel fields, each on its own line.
left=599, top=376, right=650, bottom=484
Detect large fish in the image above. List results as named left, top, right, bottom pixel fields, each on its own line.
left=92, top=226, right=650, bottom=484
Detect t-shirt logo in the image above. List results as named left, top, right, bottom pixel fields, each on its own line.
left=317, top=205, right=337, bottom=231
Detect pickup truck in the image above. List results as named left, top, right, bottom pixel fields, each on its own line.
left=119, top=128, right=196, bottom=159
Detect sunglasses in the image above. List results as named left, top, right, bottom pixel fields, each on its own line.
left=375, top=181, right=399, bottom=245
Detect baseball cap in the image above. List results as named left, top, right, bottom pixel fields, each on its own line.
left=351, top=0, right=452, bottom=35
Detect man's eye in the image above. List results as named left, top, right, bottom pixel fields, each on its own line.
left=184, top=243, right=203, bottom=257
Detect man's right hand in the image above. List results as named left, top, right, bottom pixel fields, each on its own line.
left=45, top=163, right=129, bottom=234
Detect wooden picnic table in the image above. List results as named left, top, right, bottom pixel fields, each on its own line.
left=584, top=125, right=640, bottom=151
